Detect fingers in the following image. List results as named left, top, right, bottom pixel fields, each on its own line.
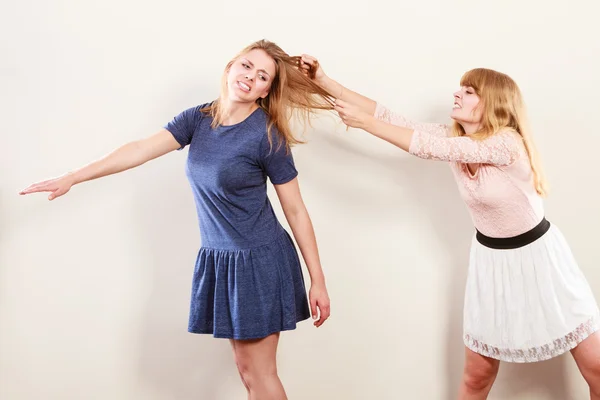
left=310, top=298, right=318, bottom=321
left=19, top=182, right=52, bottom=195
left=297, top=61, right=316, bottom=79
left=334, top=100, right=357, bottom=128
left=314, top=301, right=331, bottom=327
left=334, top=105, right=348, bottom=125
left=334, top=104, right=347, bottom=119
left=19, top=178, right=69, bottom=200
left=335, top=112, right=348, bottom=126
left=299, top=63, right=312, bottom=77
left=48, top=188, right=65, bottom=201
left=301, top=54, right=317, bottom=65
left=333, top=98, right=347, bottom=108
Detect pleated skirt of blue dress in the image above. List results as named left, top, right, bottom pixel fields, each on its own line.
left=187, top=230, right=311, bottom=340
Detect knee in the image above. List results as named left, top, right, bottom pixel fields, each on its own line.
left=234, top=353, right=276, bottom=388
left=463, top=362, right=499, bottom=392
left=584, top=366, right=600, bottom=396
left=234, top=353, right=252, bottom=383
left=234, top=354, right=255, bottom=390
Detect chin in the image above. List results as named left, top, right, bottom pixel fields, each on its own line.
left=451, top=111, right=468, bottom=122
left=227, top=90, right=247, bottom=103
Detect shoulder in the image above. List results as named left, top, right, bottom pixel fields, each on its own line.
left=490, top=128, right=527, bottom=159
left=245, top=108, right=283, bottom=145
left=494, top=128, right=525, bottom=146
left=244, top=107, right=270, bottom=135
left=187, top=102, right=216, bottom=132
left=172, top=102, right=213, bottom=124
left=249, top=111, right=291, bottom=158
left=194, top=102, right=214, bottom=119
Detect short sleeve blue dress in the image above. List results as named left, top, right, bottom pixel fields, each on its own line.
left=164, top=104, right=311, bottom=339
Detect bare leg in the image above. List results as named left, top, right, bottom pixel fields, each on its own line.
left=458, top=346, right=500, bottom=400
left=230, top=333, right=287, bottom=400
left=230, top=339, right=250, bottom=393
left=571, top=331, right=600, bottom=400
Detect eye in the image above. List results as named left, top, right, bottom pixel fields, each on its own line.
left=259, top=74, right=267, bottom=81
left=242, top=63, right=250, bottom=69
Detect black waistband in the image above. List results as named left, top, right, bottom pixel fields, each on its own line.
left=476, top=218, right=551, bottom=250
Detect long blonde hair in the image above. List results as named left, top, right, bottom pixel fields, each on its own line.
left=201, top=39, right=334, bottom=152
left=452, top=68, right=548, bottom=196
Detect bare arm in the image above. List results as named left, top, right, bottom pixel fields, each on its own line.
left=20, top=129, right=181, bottom=200
left=69, top=129, right=181, bottom=184
left=300, top=55, right=450, bottom=138
left=373, top=103, right=451, bottom=137
left=274, top=177, right=331, bottom=328
left=300, top=55, right=377, bottom=115
left=321, top=76, right=377, bottom=116
left=362, top=115, right=415, bottom=152
left=336, top=99, right=522, bottom=165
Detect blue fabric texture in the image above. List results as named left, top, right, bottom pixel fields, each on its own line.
left=164, top=104, right=311, bottom=339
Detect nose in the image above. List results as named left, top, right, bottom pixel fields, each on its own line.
left=244, top=73, right=254, bottom=81
left=454, top=91, right=461, bottom=99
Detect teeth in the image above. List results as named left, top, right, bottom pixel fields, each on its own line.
left=453, top=104, right=461, bottom=109
left=238, top=82, right=250, bottom=91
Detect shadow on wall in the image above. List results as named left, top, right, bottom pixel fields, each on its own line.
left=307, top=127, right=572, bottom=399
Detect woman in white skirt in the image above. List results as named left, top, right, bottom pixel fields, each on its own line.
left=300, top=56, right=600, bottom=398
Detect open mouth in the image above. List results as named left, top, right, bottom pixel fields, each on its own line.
left=237, top=81, right=251, bottom=92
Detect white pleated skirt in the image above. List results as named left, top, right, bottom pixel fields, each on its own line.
left=463, top=223, right=600, bottom=363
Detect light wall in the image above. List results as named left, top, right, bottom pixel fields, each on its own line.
left=2, top=0, right=599, bottom=399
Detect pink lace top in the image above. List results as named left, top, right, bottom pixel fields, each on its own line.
left=374, top=103, right=545, bottom=238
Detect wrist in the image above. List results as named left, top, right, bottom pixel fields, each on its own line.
left=319, top=76, right=339, bottom=95
left=310, top=275, right=326, bottom=288
left=361, top=114, right=377, bottom=131
left=66, top=171, right=81, bottom=186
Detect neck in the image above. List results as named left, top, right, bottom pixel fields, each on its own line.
left=461, top=122, right=480, bottom=135
left=221, top=98, right=259, bottom=125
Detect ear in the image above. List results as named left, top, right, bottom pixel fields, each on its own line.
left=224, top=60, right=235, bottom=74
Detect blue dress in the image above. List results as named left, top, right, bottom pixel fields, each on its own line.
left=164, top=104, right=311, bottom=340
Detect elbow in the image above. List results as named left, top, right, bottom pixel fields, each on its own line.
left=130, top=140, right=153, bottom=166
left=283, top=203, right=308, bottom=223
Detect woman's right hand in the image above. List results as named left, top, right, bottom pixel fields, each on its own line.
left=301, top=54, right=378, bottom=118
left=19, top=173, right=76, bottom=200
left=300, top=54, right=328, bottom=86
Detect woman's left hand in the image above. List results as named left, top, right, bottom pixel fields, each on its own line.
left=309, top=283, right=331, bottom=328
left=334, top=99, right=371, bottom=130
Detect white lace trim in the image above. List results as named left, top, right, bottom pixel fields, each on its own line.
left=464, top=314, right=600, bottom=363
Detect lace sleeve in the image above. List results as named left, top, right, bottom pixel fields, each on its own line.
left=374, top=103, right=450, bottom=137
left=409, top=129, right=523, bottom=165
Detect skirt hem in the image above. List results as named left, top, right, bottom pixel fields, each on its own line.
left=188, top=314, right=311, bottom=340
left=463, top=313, right=600, bottom=363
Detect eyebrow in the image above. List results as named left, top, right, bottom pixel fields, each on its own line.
left=242, top=59, right=271, bottom=78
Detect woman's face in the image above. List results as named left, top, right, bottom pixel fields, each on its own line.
left=451, top=85, right=482, bottom=128
left=226, top=49, right=276, bottom=104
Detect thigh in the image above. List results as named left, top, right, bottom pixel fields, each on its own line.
left=231, top=333, right=281, bottom=369
left=464, top=346, right=501, bottom=377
